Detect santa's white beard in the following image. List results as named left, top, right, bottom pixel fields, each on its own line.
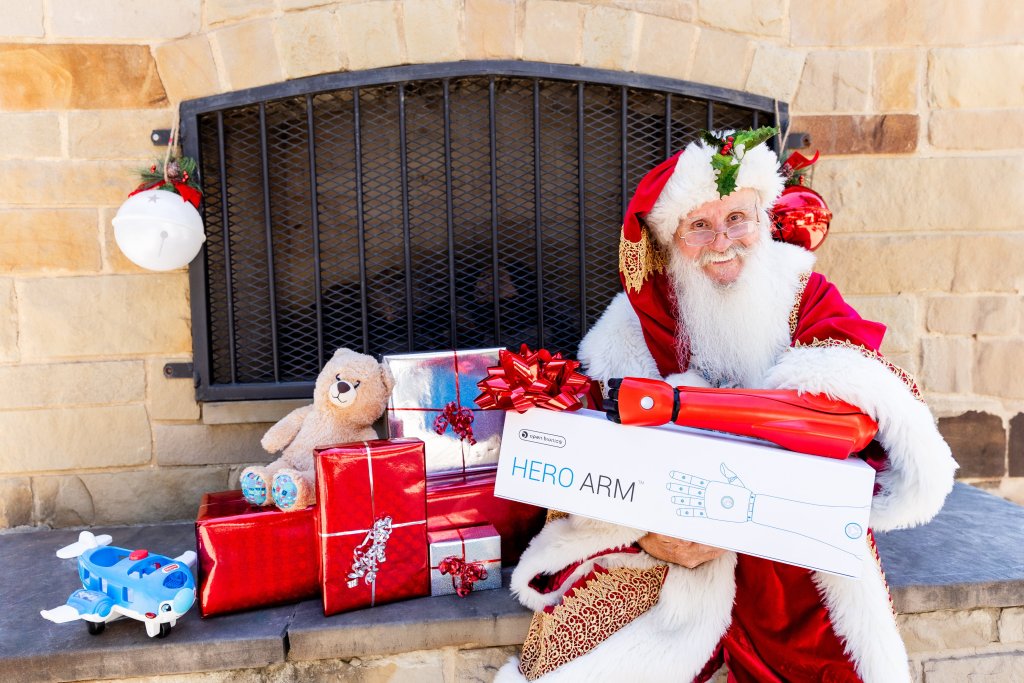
left=668, top=234, right=794, bottom=388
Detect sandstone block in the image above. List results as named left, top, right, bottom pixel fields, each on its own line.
left=154, top=35, right=222, bottom=102
left=873, top=50, right=921, bottom=112
left=814, top=235, right=958, bottom=295
left=0, top=477, right=32, bottom=528
left=280, top=0, right=338, bottom=10
left=0, top=44, right=167, bottom=111
left=522, top=0, right=582, bottom=65
left=608, top=1, right=695, bottom=22
left=214, top=19, right=284, bottom=91
left=0, top=113, right=61, bottom=158
left=202, top=398, right=310, bottom=425
left=0, top=360, right=144, bottom=410
left=0, top=0, right=44, bottom=38
left=930, top=109, right=1024, bottom=150
left=926, top=295, right=1019, bottom=336
left=843, top=295, right=918, bottom=354
left=287, top=650, right=446, bottom=682
left=809, top=156, right=1024, bottom=232
left=207, top=0, right=275, bottom=27
left=453, top=646, right=521, bottom=681
left=792, top=0, right=1024, bottom=48
left=0, top=278, right=16, bottom=362
left=155, top=422, right=272, bottom=466
left=745, top=44, right=805, bottom=102
left=634, top=15, right=698, bottom=81
left=998, top=477, right=1024, bottom=506
left=922, top=652, right=1024, bottom=681
left=465, top=0, right=516, bottom=60
left=690, top=29, right=753, bottom=92
left=975, top=339, right=1024, bottom=399
left=920, top=337, right=972, bottom=395
left=792, top=50, right=871, bottom=113
left=581, top=5, right=638, bottom=71
left=68, top=110, right=173, bottom=160
left=953, top=235, right=1024, bottom=293
left=788, top=115, right=918, bottom=155
left=897, top=608, right=998, bottom=653
left=404, top=0, right=463, bottom=64
left=936, top=411, right=1005, bottom=478
left=697, top=0, right=785, bottom=38
left=1010, top=414, right=1024, bottom=478
left=49, top=0, right=199, bottom=40
left=337, top=1, right=404, bottom=71
left=0, top=405, right=151, bottom=474
left=1001, top=607, right=1024, bottom=643
left=0, top=209, right=100, bottom=274
left=99, top=206, right=147, bottom=274
left=929, top=47, right=1024, bottom=109
left=17, top=273, right=191, bottom=360
left=33, top=466, right=233, bottom=527
left=278, top=8, right=347, bottom=80
left=31, top=475, right=94, bottom=527
left=0, top=160, right=137, bottom=206
left=147, top=358, right=200, bottom=421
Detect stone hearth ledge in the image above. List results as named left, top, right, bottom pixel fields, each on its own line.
left=0, top=484, right=1020, bottom=682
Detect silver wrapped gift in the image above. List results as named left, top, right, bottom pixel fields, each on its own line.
left=427, top=524, right=502, bottom=596
left=384, top=349, right=505, bottom=476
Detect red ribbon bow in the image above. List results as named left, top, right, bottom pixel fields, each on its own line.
left=438, top=555, right=489, bottom=598
left=129, top=180, right=203, bottom=209
left=433, top=401, right=476, bottom=445
left=473, top=344, right=592, bottom=413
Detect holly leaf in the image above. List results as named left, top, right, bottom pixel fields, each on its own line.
left=732, top=126, right=778, bottom=152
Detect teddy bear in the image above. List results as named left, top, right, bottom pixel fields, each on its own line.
left=240, top=347, right=395, bottom=512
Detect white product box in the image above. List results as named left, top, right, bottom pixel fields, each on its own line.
left=494, top=408, right=876, bottom=577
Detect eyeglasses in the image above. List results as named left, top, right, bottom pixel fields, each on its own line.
left=677, top=206, right=760, bottom=247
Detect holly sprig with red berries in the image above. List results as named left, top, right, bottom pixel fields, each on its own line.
left=130, top=155, right=202, bottom=208
left=701, top=126, right=778, bottom=196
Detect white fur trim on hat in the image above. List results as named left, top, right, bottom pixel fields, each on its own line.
left=646, top=135, right=785, bottom=246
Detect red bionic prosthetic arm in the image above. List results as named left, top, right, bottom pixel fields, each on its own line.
left=605, top=377, right=878, bottom=459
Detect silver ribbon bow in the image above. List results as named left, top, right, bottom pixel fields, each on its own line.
left=347, top=515, right=393, bottom=588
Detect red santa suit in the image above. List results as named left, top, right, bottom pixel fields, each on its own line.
left=495, top=138, right=957, bottom=683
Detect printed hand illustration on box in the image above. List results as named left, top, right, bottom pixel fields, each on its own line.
left=667, top=464, right=870, bottom=558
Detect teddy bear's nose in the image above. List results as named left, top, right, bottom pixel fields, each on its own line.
left=336, top=381, right=352, bottom=394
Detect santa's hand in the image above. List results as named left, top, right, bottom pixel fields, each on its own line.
left=668, top=464, right=753, bottom=524
left=637, top=533, right=726, bottom=569
left=605, top=377, right=677, bottom=426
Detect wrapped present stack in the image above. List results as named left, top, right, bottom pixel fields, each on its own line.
left=194, top=346, right=580, bottom=617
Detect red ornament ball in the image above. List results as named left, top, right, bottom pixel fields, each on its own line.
left=770, top=185, right=832, bottom=252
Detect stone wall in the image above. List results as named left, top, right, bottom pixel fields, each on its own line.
left=1, top=0, right=1022, bottom=528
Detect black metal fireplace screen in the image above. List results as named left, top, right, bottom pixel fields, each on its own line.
left=180, top=62, right=784, bottom=401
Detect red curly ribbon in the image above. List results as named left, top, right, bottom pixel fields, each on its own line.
left=433, top=401, right=476, bottom=445
left=438, top=555, right=489, bottom=598
left=129, top=180, right=202, bottom=209
left=473, top=344, right=592, bottom=413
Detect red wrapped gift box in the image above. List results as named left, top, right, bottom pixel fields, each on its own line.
left=426, top=469, right=545, bottom=564
left=195, top=490, right=318, bottom=617
left=315, top=438, right=430, bottom=616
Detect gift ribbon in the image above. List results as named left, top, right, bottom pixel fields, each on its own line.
left=129, top=178, right=202, bottom=209
left=474, top=345, right=591, bottom=413
left=319, top=442, right=426, bottom=606
left=432, top=528, right=499, bottom=598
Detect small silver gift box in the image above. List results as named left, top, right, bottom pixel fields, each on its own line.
left=384, top=349, right=506, bottom=476
left=427, top=524, right=502, bottom=597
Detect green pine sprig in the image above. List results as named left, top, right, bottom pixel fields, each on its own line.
left=138, top=155, right=201, bottom=194
left=701, top=126, right=779, bottom=196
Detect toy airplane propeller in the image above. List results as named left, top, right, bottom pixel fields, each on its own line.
left=41, top=531, right=197, bottom=638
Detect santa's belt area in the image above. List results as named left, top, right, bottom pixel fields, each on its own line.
left=9, top=484, right=1023, bottom=680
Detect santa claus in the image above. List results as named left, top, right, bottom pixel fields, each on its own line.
left=495, top=129, right=957, bottom=682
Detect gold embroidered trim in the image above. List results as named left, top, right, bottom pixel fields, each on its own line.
left=789, top=271, right=811, bottom=338
left=793, top=338, right=923, bottom=401
left=545, top=509, right=569, bottom=522
left=619, top=224, right=667, bottom=293
left=519, top=565, right=668, bottom=681
left=867, top=529, right=899, bottom=625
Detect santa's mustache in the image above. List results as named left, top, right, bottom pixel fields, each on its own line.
left=697, top=242, right=753, bottom=267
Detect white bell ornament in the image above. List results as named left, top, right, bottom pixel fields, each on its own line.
left=112, top=189, right=206, bottom=271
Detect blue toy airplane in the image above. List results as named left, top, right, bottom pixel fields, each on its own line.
left=40, top=531, right=197, bottom=638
